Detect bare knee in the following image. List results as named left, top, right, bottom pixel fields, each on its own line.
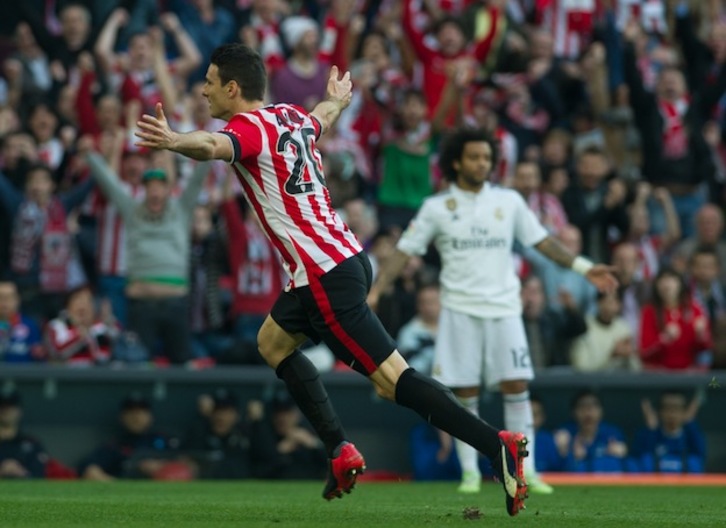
left=499, top=379, right=529, bottom=394
left=257, top=317, right=298, bottom=369
left=369, top=351, right=410, bottom=401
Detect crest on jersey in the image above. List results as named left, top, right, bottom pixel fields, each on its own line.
left=446, top=198, right=457, bottom=211
left=494, top=207, right=504, bottom=220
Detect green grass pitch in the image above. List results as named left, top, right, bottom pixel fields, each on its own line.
left=0, top=481, right=723, bottom=527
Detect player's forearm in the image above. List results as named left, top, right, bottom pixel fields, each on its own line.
left=534, top=236, right=577, bottom=269
left=311, top=99, right=346, bottom=134
left=169, top=130, right=221, bottom=161
left=371, top=250, right=411, bottom=295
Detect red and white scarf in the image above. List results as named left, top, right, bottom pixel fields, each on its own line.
left=11, top=198, right=71, bottom=293
left=659, top=97, right=690, bottom=159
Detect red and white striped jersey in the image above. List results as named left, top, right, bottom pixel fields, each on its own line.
left=616, top=0, right=667, bottom=35
left=538, top=0, right=600, bottom=59
left=219, top=104, right=363, bottom=287
left=85, top=184, right=145, bottom=276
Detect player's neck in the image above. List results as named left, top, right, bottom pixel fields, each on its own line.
left=221, top=99, right=265, bottom=120
left=455, top=181, right=485, bottom=194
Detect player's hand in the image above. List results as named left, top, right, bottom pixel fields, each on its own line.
left=135, top=103, right=176, bottom=150
left=585, top=264, right=619, bottom=293
left=325, top=65, right=353, bottom=109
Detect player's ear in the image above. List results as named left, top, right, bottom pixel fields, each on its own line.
left=226, top=80, right=240, bottom=99
left=452, top=159, right=461, bottom=173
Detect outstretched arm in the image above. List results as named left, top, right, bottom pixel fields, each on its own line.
left=311, top=66, right=353, bottom=135
left=134, top=103, right=233, bottom=161
left=534, top=236, right=619, bottom=293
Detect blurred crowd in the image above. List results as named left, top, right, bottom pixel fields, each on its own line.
left=1, top=0, right=726, bottom=372
left=0, top=385, right=709, bottom=479
left=0, top=387, right=329, bottom=480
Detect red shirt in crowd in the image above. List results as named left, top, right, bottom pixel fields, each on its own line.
left=639, top=301, right=712, bottom=370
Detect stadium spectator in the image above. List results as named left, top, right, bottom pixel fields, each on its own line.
left=94, top=9, right=201, bottom=114
left=248, top=391, right=327, bottom=480
left=396, top=282, right=440, bottom=375
left=3, top=22, right=53, bottom=115
left=182, top=388, right=251, bottom=479
left=464, top=87, right=518, bottom=186
left=270, top=16, right=328, bottom=110
left=688, top=246, right=726, bottom=332
left=671, top=204, right=726, bottom=283
left=611, top=242, right=650, bottom=343
left=86, top=154, right=210, bottom=364
left=639, top=267, right=713, bottom=370
left=530, top=395, right=562, bottom=473
left=219, top=172, right=284, bottom=364
left=570, top=290, right=640, bottom=372
left=632, top=391, right=707, bottom=473
left=45, top=285, right=119, bottom=366
left=376, top=89, right=435, bottom=231
left=171, top=0, right=236, bottom=84
left=84, top=147, right=149, bottom=327
left=17, top=2, right=94, bottom=96
left=622, top=14, right=726, bottom=237
left=625, top=183, right=681, bottom=282
left=0, top=389, right=47, bottom=479
left=0, top=163, right=92, bottom=323
left=0, top=281, right=43, bottom=363
left=560, top=146, right=629, bottom=263
left=520, top=275, right=587, bottom=368
left=189, top=204, right=229, bottom=361
left=511, top=160, right=568, bottom=235
left=79, top=392, right=181, bottom=480
left=409, top=423, right=460, bottom=482
left=554, top=390, right=631, bottom=473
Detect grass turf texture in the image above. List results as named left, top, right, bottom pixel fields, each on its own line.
left=0, top=481, right=723, bottom=527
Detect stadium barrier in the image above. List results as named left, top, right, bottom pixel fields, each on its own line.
left=2, top=365, right=725, bottom=474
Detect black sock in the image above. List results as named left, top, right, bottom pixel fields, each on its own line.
left=275, top=350, right=346, bottom=457
left=395, top=368, right=500, bottom=460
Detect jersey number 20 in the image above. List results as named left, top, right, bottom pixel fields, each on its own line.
left=277, top=128, right=325, bottom=195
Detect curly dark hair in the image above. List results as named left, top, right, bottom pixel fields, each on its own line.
left=438, top=128, right=498, bottom=182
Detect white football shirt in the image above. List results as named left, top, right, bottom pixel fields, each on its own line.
left=397, top=183, right=548, bottom=318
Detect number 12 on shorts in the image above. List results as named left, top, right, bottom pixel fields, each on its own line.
left=510, top=346, right=531, bottom=369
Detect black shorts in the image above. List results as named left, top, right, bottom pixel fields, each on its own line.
left=270, top=252, right=397, bottom=376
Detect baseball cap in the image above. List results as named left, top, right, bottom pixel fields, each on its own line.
left=0, top=389, right=20, bottom=407
left=141, top=168, right=168, bottom=183
left=212, top=388, right=238, bottom=410
left=120, top=391, right=151, bottom=411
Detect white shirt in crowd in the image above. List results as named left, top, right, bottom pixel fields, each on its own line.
left=397, top=183, right=548, bottom=318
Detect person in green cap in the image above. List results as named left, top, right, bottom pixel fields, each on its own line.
left=86, top=151, right=209, bottom=364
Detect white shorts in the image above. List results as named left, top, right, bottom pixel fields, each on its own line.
left=431, top=309, right=534, bottom=390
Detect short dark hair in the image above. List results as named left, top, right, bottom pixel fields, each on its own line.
left=658, top=390, right=687, bottom=409
left=210, top=44, right=267, bottom=102
left=690, top=245, right=720, bottom=266
left=438, top=128, right=498, bottom=182
left=571, top=389, right=600, bottom=410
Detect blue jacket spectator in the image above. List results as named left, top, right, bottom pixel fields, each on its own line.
left=555, top=390, right=632, bottom=473
left=410, top=423, right=461, bottom=482
left=531, top=396, right=563, bottom=472
left=632, top=391, right=707, bottom=473
left=0, top=281, right=43, bottom=362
